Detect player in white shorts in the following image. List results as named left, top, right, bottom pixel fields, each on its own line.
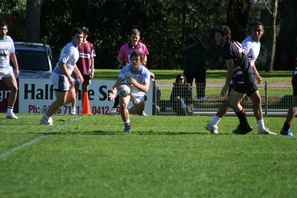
left=0, top=22, right=19, bottom=119
left=109, top=51, right=151, bottom=132
left=40, top=27, right=84, bottom=125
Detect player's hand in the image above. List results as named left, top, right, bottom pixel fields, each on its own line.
left=255, top=75, right=262, bottom=84
left=128, top=77, right=138, bottom=87
left=68, top=76, right=75, bottom=86
left=78, top=74, right=84, bottom=84
left=108, top=91, right=116, bottom=101
left=220, top=84, right=228, bottom=96
left=89, top=70, right=94, bottom=79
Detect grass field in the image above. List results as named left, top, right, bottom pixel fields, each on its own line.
left=0, top=113, right=296, bottom=197
left=95, top=69, right=293, bottom=83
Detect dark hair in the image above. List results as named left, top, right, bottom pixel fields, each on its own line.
left=251, top=21, right=264, bottom=29
left=130, top=50, right=144, bottom=62
left=72, top=27, right=83, bottom=36
left=130, top=28, right=140, bottom=36
left=215, top=25, right=231, bottom=39
left=175, top=74, right=187, bottom=84
left=250, top=21, right=264, bottom=32
left=81, top=26, right=90, bottom=35
left=0, top=22, right=7, bottom=27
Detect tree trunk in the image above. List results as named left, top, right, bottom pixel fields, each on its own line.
left=274, top=0, right=297, bottom=70
left=266, top=0, right=278, bottom=72
left=227, top=0, right=250, bottom=42
left=25, top=0, right=44, bottom=42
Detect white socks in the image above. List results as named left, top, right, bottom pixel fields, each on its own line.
left=210, top=115, right=221, bottom=126
left=257, top=119, right=265, bottom=130
left=7, top=106, right=13, bottom=114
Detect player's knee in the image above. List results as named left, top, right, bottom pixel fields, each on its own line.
left=120, top=101, right=129, bottom=110
left=11, top=85, right=18, bottom=93
left=229, top=99, right=237, bottom=109
left=292, top=106, right=297, bottom=114
left=252, top=95, right=261, bottom=105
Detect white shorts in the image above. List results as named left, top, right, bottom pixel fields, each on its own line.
left=130, top=89, right=146, bottom=104
left=52, top=72, right=70, bottom=92
left=0, top=66, right=14, bottom=80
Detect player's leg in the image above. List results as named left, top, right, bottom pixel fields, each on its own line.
left=119, top=94, right=131, bottom=132
left=40, top=73, right=69, bottom=125
left=280, top=95, right=297, bottom=136
left=46, top=91, right=68, bottom=117
left=183, top=71, right=194, bottom=87
left=40, top=91, right=67, bottom=125
left=249, top=90, right=275, bottom=135
left=206, top=89, right=231, bottom=134
left=280, top=76, right=297, bottom=136
left=65, top=86, right=77, bottom=115
left=129, top=101, right=145, bottom=115
left=195, top=70, right=206, bottom=101
left=229, top=89, right=252, bottom=134
left=3, top=74, right=18, bottom=119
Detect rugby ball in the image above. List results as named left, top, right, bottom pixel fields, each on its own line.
left=118, top=84, right=131, bottom=97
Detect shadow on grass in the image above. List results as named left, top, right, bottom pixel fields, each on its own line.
left=37, top=130, right=234, bottom=136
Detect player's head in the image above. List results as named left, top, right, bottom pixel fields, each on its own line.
left=81, top=26, right=90, bottom=41
left=71, top=27, right=84, bottom=46
left=214, top=25, right=231, bottom=47
left=129, top=28, right=141, bottom=47
left=82, top=26, right=90, bottom=35
left=130, top=50, right=144, bottom=69
left=0, top=22, right=8, bottom=38
left=250, top=21, right=264, bottom=41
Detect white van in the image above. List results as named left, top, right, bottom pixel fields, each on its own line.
left=0, top=42, right=53, bottom=112
left=15, top=42, right=53, bottom=79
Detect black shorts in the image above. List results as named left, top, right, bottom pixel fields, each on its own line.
left=82, top=74, right=91, bottom=85
left=292, top=74, right=297, bottom=96
left=233, top=79, right=258, bottom=96
left=232, top=66, right=257, bottom=96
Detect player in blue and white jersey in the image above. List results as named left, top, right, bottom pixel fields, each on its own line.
left=109, top=51, right=151, bottom=132
left=0, top=22, right=19, bottom=119
left=40, top=27, right=84, bottom=125
left=241, top=21, right=264, bottom=84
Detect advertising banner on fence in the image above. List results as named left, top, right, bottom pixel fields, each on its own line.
left=18, top=79, right=153, bottom=115
left=0, top=79, right=19, bottom=113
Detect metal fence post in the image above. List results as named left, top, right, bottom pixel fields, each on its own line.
left=265, top=81, right=268, bottom=116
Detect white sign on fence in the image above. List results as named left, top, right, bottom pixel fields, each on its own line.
left=19, top=79, right=153, bottom=115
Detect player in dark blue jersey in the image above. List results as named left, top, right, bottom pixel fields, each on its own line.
left=280, top=59, right=297, bottom=136
left=206, top=25, right=248, bottom=134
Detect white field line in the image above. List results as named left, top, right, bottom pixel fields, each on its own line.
left=0, top=116, right=83, bottom=160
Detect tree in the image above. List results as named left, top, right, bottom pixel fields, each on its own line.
left=40, top=0, right=227, bottom=69
left=227, top=0, right=250, bottom=42
left=25, top=0, right=44, bottom=42
left=0, top=0, right=26, bottom=39
left=274, top=0, right=297, bottom=70
left=265, top=0, right=278, bottom=71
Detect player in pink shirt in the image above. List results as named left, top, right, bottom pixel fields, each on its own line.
left=117, top=28, right=149, bottom=67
